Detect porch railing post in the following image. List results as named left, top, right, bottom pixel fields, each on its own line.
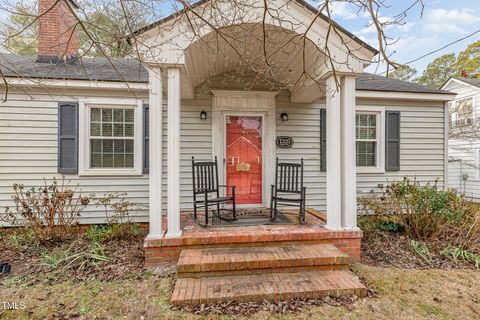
left=148, top=66, right=163, bottom=238
left=166, top=67, right=182, bottom=238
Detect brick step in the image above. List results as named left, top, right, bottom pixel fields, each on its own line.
left=176, top=244, right=350, bottom=278
left=171, top=270, right=367, bottom=305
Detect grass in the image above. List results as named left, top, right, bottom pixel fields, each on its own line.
left=1, top=264, right=479, bottom=319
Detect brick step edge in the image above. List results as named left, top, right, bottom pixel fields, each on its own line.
left=177, top=244, right=351, bottom=274
left=171, top=270, right=367, bottom=305
left=178, top=263, right=349, bottom=278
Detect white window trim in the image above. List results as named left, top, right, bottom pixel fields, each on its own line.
left=455, top=97, right=474, bottom=127
left=355, top=106, right=385, bottom=174
left=79, top=98, right=143, bottom=176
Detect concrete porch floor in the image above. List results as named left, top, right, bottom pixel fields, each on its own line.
left=144, top=209, right=362, bottom=266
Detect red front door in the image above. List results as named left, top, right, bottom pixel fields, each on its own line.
left=226, top=116, right=262, bottom=204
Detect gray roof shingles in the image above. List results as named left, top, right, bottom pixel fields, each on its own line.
left=0, top=53, right=147, bottom=83
left=452, top=77, right=480, bottom=88
left=356, top=73, right=449, bottom=94
left=0, top=53, right=450, bottom=94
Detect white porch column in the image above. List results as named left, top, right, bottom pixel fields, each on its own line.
left=340, top=75, right=358, bottom=230
left=148, top=66, right=163, bottom=238
left=325, top=76, right=342, bottom=230
left=166, top=67, right=182, bottom=238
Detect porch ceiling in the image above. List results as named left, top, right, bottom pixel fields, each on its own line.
left=183, top=24, right=328, bottom=102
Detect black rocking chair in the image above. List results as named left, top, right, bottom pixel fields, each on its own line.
left=191, top=156, right=237, bottom=227
left=270, top=158, right=306, bottom=223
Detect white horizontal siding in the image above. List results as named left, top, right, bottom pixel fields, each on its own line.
left=356, top=105, right=446, bottom=201
left=0, top=94, right=150, bottom=225
left=448, top=160, right=480, bottom=201
left=276, top=93, right=323, bottom=208
left=444, top=79, right=480, bottom=197
left=1, top=87, right=447, bottom=224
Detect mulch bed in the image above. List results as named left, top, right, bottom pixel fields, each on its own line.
left=0, top=230, right=146, bottom=285
left=361, top=229, right=476, bottom=270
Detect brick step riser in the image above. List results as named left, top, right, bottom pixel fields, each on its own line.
left=177, top=256, right=351, bottom=274
left=172, top=281, right=367, bottom=305
left=177, top=264, right=349, bottom=278
left=145, top=238, right=361, bottom=266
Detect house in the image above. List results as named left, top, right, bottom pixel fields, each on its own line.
left=441, top=77, right=480, bottom=200
left=0, top=0, right=455, bottom=303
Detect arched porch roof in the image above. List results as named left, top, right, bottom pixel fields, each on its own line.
left=134, top=0, right=378, bottom=102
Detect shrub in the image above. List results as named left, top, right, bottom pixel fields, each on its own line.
left=89, top=192, right=145, bottom=240
left=86, top=225, right=113, bottom=243
left=441, top=246, right=480, bottom=269
left=41, top=241, right=111, bottom=273
left=1, top=177, right=90, bottom=244
left=410, top=240, right=432, bottom=263
left=359, top=178, right=480, bottom=252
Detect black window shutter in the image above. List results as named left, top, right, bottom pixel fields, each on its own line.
left=143, top=104, right=149, bottom=173
left=58, top=102, right=78, bottom=174
left=385, top=111, right=401, bottom=171
left=320, top=108, right=326, bottom=172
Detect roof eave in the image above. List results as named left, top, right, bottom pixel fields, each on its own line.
left=127, top=0, right=379, bottom=56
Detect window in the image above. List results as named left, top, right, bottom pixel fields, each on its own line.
left=455, top=98, right=473, bottom=127
left=356, top=113, right=378, bottom=167
left=90, top=107, right=135, bottom=168
left=355, top=108, right=385, bottom=173
left=79, top=100, right=143, bottom=176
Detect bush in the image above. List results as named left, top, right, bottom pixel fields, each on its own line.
left=1, top=177, right=90, bottom=244
left=359, top=178, right=480, bottom=252
left=89, top=192, right=145, bottom=240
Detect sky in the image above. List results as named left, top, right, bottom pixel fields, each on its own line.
left=0, top=0, right=478, bottom=77
left=328, top=0, right=480, bottom=75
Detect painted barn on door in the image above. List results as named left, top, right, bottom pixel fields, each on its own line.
left=1, top=0, right=454, bottom=297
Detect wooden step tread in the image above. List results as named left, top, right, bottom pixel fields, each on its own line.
left=171, top=270, right=367, bottom=305
left=177, top=244, right=350, bottom=274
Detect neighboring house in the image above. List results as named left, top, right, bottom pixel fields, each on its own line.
left=0, top=0, right=454, bottom=252
left=441, top=77, right=480, bottom=200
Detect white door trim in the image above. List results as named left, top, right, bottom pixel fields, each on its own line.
left=211, top=90, right=277, bottom=208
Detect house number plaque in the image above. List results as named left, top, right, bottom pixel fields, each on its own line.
left=276, top=136, right=294, bottom=148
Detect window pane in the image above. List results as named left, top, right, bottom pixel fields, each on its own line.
left=114, top=139, right=125, bottom=153
left=114, top=109, right=124, bottom=122
left=91, top=108, right=101, bottom=122
left=356, top=114, right=376, bottom=140
left=90, top=138, right=134, bottom=168
left=356, top=141, right=376, bottom=167
left=88, top=106, right=136, bottom=169
left=113, top=123, right=124, bottom=137
left=91, top=153, right=102, bottom=168
left=125, top=124, right=134, bottom=137
left=90, top=123, right=101, bottom=136
left=113, top=154, right=125, bottom=167
left=125, top=109, right=134, bottom=122
left=102, top=108, right=112, bottom=122
left=103, top=154, right=113, bottom=167
left=125, top=140, right=134, bottom=153
left=103, top=140, right=113, bottom=153
left=102, top=123, right=112, bottom=136
left=125, top=154, right=134, bottom=167
left=91, top=139, right=102, bottom=153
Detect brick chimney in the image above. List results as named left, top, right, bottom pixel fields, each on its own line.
left=37, top=0, right=79, bottom=63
